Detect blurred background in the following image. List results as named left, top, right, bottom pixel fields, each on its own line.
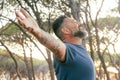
left=0, top=0, right=120, bottom=80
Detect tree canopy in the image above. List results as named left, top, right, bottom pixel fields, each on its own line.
left=0, top=0, right=120, bottom=80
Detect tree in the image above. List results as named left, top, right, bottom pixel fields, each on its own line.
left=118, top=0, right=120, bottom=13
left=0, top=0, right=120, bottom=80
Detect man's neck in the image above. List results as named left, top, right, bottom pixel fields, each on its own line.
left=63, top=37, right=82, bottom=45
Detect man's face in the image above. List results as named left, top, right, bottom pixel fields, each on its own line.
left=63, top=18, right=85, bottom=38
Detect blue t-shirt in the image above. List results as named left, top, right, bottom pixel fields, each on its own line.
left=54, top=42, right=96, bottom=80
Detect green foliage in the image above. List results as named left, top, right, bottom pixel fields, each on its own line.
left=32, top=58, right=45, bottom=65
left=6, top=0, right=17, bottom=5
left=0, top=23, right=20, bottom=36
left=98, top=16, right=120, bottom=30
left=92, top=51, right=120, bottom=64
left=0, top=48, right=46, bottom=70
left=104, top=54, right=111, bottom=62
left=111, top=54, right=120, bottom=62
left=0, top=48, right=8, bottom=54
left=88, top=16, right=120, bottom=31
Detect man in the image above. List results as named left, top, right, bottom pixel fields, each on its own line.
left=16, top=8, right=95, bottom=80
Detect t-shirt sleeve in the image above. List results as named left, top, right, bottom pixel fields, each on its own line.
left=62, top=43, right=76, bottom=64
left=54, top=43, right=78, bottom=64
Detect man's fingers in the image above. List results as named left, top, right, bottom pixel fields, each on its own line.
left=16, top=17, right=26, bottom=27
left=20, top=8, right=30, bottom=18
left=16, top=17, right=33, bottom=32
left=15, top=11, right=25, bottom=20
left=15, top=8, right=34, bottom=33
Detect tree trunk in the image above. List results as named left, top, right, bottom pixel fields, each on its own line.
left=0, top=40, right=22, bottom=80
left=118, top=0, right=120, bottom=14
left=94, top=24, right=110, bottom=80
left=69, top=0, right=80, bottom=21
left=22, top=44, right=32, bottom=80
left=84, top=5, right=94, bottom=60
left=46, top=48, right=55, bottom=80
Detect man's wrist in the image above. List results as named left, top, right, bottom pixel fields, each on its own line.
left=32, top=28, right=41, bottom=38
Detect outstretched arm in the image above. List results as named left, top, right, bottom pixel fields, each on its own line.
left=16, top=8, right=66, bottom=61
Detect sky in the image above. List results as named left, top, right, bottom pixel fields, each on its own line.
left=0, top=0, right=119, bottom=28
left=90, top=0, right=119, bottom=18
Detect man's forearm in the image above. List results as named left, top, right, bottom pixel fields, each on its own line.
left=32, top=29, right=66, bottom=61
left=32, top=28, right=65, bottom=55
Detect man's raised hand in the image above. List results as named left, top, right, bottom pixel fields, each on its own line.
left=15, top=8, right=40, bottom=33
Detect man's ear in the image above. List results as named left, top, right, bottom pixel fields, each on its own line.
left=61, top=27, right=70, bottom=35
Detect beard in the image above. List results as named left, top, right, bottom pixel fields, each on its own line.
left=73, top=30, right=85, bottom=38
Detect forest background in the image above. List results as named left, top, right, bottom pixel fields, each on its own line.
left=0, top=0, right=120, bottom=80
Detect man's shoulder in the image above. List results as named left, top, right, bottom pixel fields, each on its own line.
left=64, top=42, right=84, bottom=49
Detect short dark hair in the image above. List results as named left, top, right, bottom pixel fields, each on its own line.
left=52, top=15, right=66, bottom=40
